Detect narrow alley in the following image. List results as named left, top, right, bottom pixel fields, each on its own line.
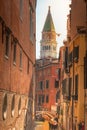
left=0, top=0, right=87, bottom=130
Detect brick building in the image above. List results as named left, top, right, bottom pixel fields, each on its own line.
left=67, top=0, right=86, bottom=40
left=35, top=7, right=60, bottom=112
left=35, top=58, right=60, bottom=111
left=0, top=0, right=36, bottom=130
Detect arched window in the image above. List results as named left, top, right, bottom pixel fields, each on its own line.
left=18, top=97, right=21, bottom=115
left=2, top=94, right=7, bottom=120
left=11, top=95, right=15, bottom=117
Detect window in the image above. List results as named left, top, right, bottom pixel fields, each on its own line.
left=46, top=95, right=49, bottom=103
left=68, top=51, right=73, bottom=66
left=38, top=95, right=41, bottom=105
left=44, top=46, right=49, bottom=50
left=42, top=95, right=45, bottom=103
left=49, top=46, right=50, bottom=50
left=27, top=59, right=29, bottom=74
left=64, top=47, right=69, bottom=73
left=56, top=91, right=60, bottom=102
left=39, top=81, right=43, bottom=90
left=46, top=80, right=49, bottom=89
left=18, top=97, right=21, bottom=115
left=75, top=75, right=78, bottom=100
left=2, top=94, right=7, bottom=120
left=58, top=68, right=61, bottom=80
left=62, top=79, right=67, bottom=95
left=55, top=79, right=59, bottom=88
left=11, top=95, right=15, bottom=117
left=73, top=46, right=79, bottom=62
left=2, top=22, right=4, bottom=43
left=19, top=49, right=22, bottom=68
left=68, top=78, right=72, bottom=100
left=5, top=32, right=10, bottom=57
left=13, top=42, right=16, bottom=63
left=20, top=0, right=23, bottom=19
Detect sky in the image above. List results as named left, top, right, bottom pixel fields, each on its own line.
left=36, top=0, right=71, bottom=59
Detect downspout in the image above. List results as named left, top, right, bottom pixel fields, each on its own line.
left=84, top=1, right=87, bottom=130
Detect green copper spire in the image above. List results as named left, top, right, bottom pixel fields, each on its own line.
left=42, top=6, right=55, bottom=32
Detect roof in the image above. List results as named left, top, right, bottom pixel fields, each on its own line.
left=42, top=6, right=55, bottom=32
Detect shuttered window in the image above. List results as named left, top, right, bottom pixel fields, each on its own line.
left=75, top=75, right=78, bottom=97
left=73, top=46, right=79, bottom=62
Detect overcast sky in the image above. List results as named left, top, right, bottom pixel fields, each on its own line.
left=36, top=0, right=71, bottom=59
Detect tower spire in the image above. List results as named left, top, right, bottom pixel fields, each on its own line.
left=42, top=6, right=55, bottom=32
left=48, top=6, right=51, bottom=12
left=40, top=6, right=57, bottom=59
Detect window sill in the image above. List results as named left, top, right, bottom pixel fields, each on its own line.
left=5, top=55, right=9, bottom=60
left=19, top=67, right=22, bottom=71
left=20, top=16, right=23, bottom=22
left=13, top=62, right=16, bottom=66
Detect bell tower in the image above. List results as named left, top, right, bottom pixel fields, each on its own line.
left=40, top=6, right=57, bottom=59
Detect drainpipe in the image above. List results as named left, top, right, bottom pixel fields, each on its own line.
left=32, top=64, right=36, bottom=120
left=84, top=0, right=87, bottom=130
left=72, top=41, right=74, bottom=130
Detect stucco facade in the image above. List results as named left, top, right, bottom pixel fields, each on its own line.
left=58, top=34, right=86, bottom=130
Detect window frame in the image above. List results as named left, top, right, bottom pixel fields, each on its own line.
left=20, top=0, right=23, bottom=20
left=13, top=41, right=17, bottom=64
left=46, top=80, right=49, bottom=89
left=19, top=49, right=22, bottom=69
left=5, top=32, right=10, bottom=58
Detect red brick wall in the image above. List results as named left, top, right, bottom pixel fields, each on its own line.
left=36, top=62, right=59, bottom=110
left=71, top=0, right=86, bottom=39
left=0, top=0, right=36, bottom=95
left=0, top=0, right=36, bottom=129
